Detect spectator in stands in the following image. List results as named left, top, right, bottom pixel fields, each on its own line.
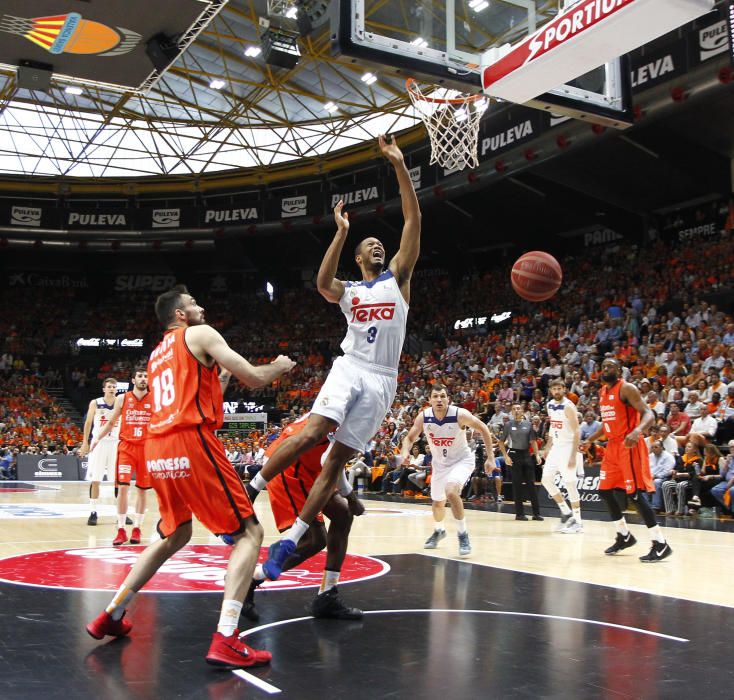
left=683, top=390, right=705, bottom=419
left=648, top=441, right=675, bottom=512
left=580, top=412, right=601, bottom=442
left=658, top=426, right=680, bottom=458
left=715, top=386, right=734, bottom=443
left=346, top=453, right=371, bottom=491
left=667, top=402, right=691, bottom=443
left=646, top=391, right=665, bottom=419
left=688, top=444, right=724, bottom=512
left=711, top=440, right=734, bottom=516
left=686, top=410, right=719, bottom=449
left=0, top=448, right=12, bottom=479
left=661, top=442, right=701, bottom=516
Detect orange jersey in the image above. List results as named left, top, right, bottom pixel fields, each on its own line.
left=118, top=391, right=153, bottom=444
left=265, top=413, right=330, bottom=531
left=599, top=380, right=641, bottom=442
left=265, top=413, right=329, bottom=472
left=147, top=327, right=223, bottom=435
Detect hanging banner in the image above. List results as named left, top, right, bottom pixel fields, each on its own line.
left=478, top=106, right=547, bottom=161
left=630, top=40, right=688, bottom=91
left=200, top=202, right=261, bottom=226
left=65, top=208, right=131, bottom=230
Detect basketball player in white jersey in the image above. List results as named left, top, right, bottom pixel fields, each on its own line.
left=80, top=377, right=120, bottom=525
left=249, top=134, right=421, bottom=579
left=400, top=383, right=495, bottom=556
left=541, top=378, right=584, bottom=533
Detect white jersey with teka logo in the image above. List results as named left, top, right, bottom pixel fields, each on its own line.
left=547, top=397, right=577, bottom=444
left=92, top=397, right=120, bottom=442
left=339, top=269, right=408, bottom=376
left=424, top=406, right=471, bottom=468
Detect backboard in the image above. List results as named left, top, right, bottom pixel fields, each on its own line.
left=333, top=0, right=633, bottom=126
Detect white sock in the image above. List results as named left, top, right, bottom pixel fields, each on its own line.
left=434, top=521, right=445, bottom=532
left=572, top=507, right=582, bottom=523
left=649, top=525, right=666, bottom=544
left=456, top=518, right=467, bottom=535
left=284, top=517, right=309, bottom=545
left=90, top=498, right=98, bottom=510
left=253, top=564, right=266, bottom=582
left=133, top=512, right=145, bottom=528
left=217, top=599, right=243, bottom=637
left=250, top=473, right=267, bottom=492
left=105, top=585, right=136, bottom=621
left=336, top=468, right=353, bottom=497
left=117, top=514, right=126, bottom=528
left=558, top=501, right=571, bottom=515
left=614, top=518, right=630, bottom=536
left=319, top=569, right=340, bottom=594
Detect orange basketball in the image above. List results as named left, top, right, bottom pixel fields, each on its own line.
left=511, top=251, right=562, bottom=302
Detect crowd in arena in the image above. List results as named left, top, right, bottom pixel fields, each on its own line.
left=1, top=231, right=733, bottom=510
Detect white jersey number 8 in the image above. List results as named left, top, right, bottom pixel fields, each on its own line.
left=152, top=369, right=176, bottom=412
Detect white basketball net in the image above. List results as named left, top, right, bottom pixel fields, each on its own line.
left=406, top=80, right=489, bottom=171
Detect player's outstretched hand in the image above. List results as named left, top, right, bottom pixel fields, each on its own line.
left=333, top=199, right=349, bottom=233
left=272, top=355, right=296, bottom=375
left=378, top=134, right=404, bottom=165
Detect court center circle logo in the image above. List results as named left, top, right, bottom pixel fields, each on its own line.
left=0, top=545, right=389, bottom=593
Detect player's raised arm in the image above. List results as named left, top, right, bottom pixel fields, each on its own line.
left=316, top=201, right=349, bottom=304
left=186, top=325, right=295, bottom=389
left=399, top=412, right=425, bottom=463
left=382, top=135, right=421, bottom=294
left=90, top=394, right=124, bottom=450
left=620, top=381, right=655, bottom=448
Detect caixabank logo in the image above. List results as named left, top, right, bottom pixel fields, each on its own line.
left=0, top=545, right=389, bottom=592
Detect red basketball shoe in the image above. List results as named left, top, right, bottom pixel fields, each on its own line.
left=129, top=527, right=142, bottom=544
left=86, top=611, right=132, bottom=640
left=205, top=630, right=272, bottom=668
left=112, top=528, right=128, bottom=546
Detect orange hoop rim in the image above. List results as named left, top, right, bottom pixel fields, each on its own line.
left=405, top=78, right=486, bottom=105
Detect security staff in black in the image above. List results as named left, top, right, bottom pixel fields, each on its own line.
left=499, top=404, right=543, bottom=521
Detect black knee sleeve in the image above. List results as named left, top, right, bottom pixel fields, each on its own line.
left=631, top=490, right=658, bottom=528
left=599, top=489, right=623, bottom=520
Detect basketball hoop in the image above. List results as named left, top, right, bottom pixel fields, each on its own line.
left=406, top=78, right=488, bottom=171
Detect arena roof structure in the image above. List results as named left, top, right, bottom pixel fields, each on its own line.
left=0, top=1, right=560, bottom=179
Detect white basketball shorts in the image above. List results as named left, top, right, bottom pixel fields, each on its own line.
left=430, top=456, right=475, bottom=502
left=86, top=440, right=119, bottom=482
left=311, top=355, right=396, bottom=453
left=543, top=442, right=583, bottom=479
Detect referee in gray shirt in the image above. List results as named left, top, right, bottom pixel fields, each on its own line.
left=498, top=403, right=543, bottom=520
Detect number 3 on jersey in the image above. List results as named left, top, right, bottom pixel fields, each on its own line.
left=152, top=368, right=176, bottom=412
left=366, top=326, right=377, bottom=344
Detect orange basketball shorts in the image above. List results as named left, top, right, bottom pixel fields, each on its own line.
left=144, top=426, right=255, bottom=538
left=267, top=445, right=326, bottom=532
left=600, top=439, right=654, bottom=494
left=116, top=441, right=151, bottom=489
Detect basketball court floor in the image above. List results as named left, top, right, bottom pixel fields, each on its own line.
left=1, top=481, right=733, bottom=699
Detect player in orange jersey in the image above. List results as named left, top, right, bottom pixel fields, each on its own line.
left=581, top=358, right=672, bottom=563
left=86, top=285, right=295, bottom=669
left=243, top=413, right=361, bottom=621
left=90, top=366, right=153, bottom=546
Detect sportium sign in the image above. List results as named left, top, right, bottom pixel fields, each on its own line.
left=482, top=0, right=714, bottom=104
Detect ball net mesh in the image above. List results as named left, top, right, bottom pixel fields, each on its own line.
left=406, top=79, right=489, bottom=171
